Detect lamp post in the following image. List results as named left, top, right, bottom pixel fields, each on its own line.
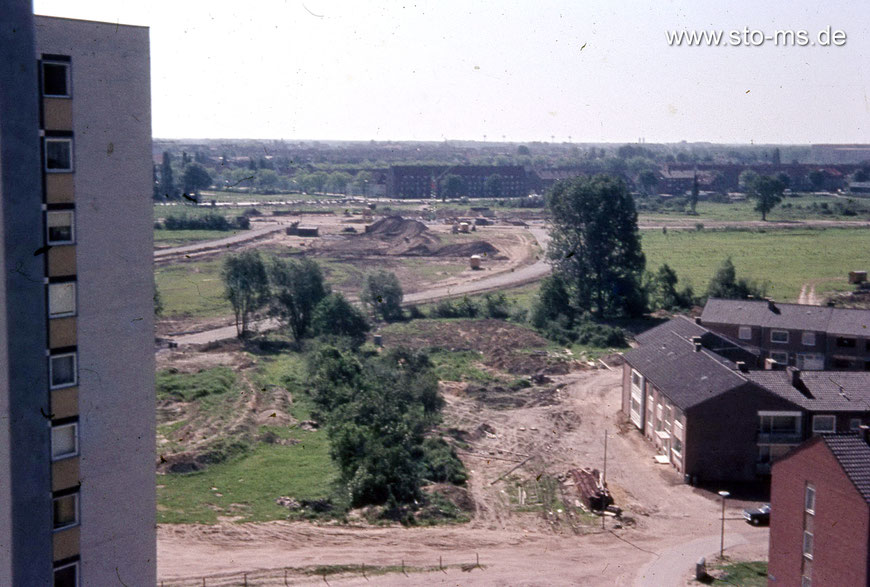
left=718, top=490, right=730, bottom=559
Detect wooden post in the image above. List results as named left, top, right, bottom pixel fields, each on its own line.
left=243, top=572, right=248, bottom=586
left=402, top=559, right=406, bottom=576
left=284, top=568, right=289, bottom=586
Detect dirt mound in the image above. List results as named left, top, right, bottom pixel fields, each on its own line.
left=433, top=241, right=501, bottom=258
left=366, top=216, right=429, bottom=239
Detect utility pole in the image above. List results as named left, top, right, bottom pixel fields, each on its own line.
left=602, top=430, right=608, bottom=530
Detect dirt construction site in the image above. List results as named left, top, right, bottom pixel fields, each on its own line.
left=156, top=330, right=769, bottom=586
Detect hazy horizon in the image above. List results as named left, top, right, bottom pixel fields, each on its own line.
left=34, top=1, right=870, bottom=144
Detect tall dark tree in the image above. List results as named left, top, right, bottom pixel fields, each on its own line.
left=361, top=270, right=404, bottom=322
left=772, top=147, right=781, bottom=165
left=182, top=163, right=212, bottom=196
left=439, top=174, right=464, bottom=201
left=158, top=151, right=177, bottom=199
left=222, top=251, right=270, bottom=338
left=269, top=257, right=329, bottom=341
left=706, top=257, right=766, bottom=300
left=546, top=175, right=646, bottom=317
left=311, top=293, right=370, bottom=346
left=484, top=174, right=504, bottom=198
left=747, top=175, right=785, bottom=221
left=689, top=172, right=699, bottom=214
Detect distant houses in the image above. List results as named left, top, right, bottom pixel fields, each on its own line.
left=620, top=299, right=870, bottom=484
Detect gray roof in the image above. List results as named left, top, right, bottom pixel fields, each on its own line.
left=744, top=371, right=870, bottom=412
left=821, top=434, right=870, bottom=503
left=701, top=298, right=870, bottom=337
left=624, top=317, right=750, bottom=411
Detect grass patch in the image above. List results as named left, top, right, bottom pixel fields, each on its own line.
left=428, top=349, right=498, bottom=384
left=154, top=258, right=231, bottom=318
left=697, top=560, right=768, bottom=586
left=154, top=229, right=238, bottom=247
left=642, top=227, right=870, bottom=301
left=157, top=433, right=337, bottom=524
left=639, top=193, right=870, bottom=223
left=156, top=366, right=236, bottom=402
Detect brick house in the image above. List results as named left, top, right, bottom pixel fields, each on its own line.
left=621, top=317, right=870, bottom=483
left=700, top=298, right=870, bottom=371
left=768, top=433, right=870, bottom=587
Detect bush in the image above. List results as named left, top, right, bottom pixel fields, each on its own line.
left=311, top=293, right=370, bottom=346
left=406, top=305, right=426, bottom=320
left=421, top=438, right=467, bottom=485
left=482, top=293, right=511, bottom=319
left=156, top=366, right=236, bottom=402
left=162, top=212, right=251, bottom=231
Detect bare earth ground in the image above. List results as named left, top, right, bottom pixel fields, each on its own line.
left=157, top=368, right=770, bottom=586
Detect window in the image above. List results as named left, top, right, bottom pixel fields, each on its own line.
left=851, top=418, right=863, bottom=430
left=796, top=353, right=825, bottom=371
left=42, top=61, right=70, bottom=97
left=812, top=415, right=836, bottom=434
left=46, top=211, right=75, bottom=245
left=51, top=422, right=78, bottom=460
left=801, top=331, right=816, bottom=346
left=50, top=353, right=76, bottom=388
left=836, top=336, right=857, bottom=348
left=759, top=413, right=801, bottom=436
left=53, top=492, right=78, bottom=530
left=738, top=326, right=752, bottom=340
left=631, top=369, right=642, bottom=389
left=53, top=560, right=78, bottom=587
left=805, top=485, right=816, bottom=514
left=48, top=282, right=76, bottom=317
left=770, top=330, right=789, bottom=343
left=672, top=437, right=683, bottom=456
left=803, top=530, right=814, bottom=559
left=45, top=138, right=73, bottom=172
left=769, top=351, right=789, bottom=365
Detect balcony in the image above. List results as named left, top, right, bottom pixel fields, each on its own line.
left=757, top=432, right=803, bottom=445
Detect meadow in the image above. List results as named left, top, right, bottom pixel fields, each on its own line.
left=642, top=226, right=870, bottom=301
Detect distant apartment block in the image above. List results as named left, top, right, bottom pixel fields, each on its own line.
left=0, top=10, right=154, bottom=586
left=700, top=298, right=870, bottom=371
left=621, top=317, right=870, bottom=483
left=768, top=432, right=870, bottom=586
left=385, top=165, right=528, bottom=198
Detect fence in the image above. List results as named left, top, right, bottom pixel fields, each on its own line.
left=159, top=553, right=484, bottom=586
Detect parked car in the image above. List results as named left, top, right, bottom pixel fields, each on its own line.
left=742, top=503, right=771, bottom=526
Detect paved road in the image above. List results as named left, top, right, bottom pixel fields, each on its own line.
left=165, top=227, right=552, bottom=346
left=634, top=531, right=749, bottom=587
left=154, top=224, right=286, bottom=261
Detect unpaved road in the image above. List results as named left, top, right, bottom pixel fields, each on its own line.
left=157, top=369, right=769, bottom=586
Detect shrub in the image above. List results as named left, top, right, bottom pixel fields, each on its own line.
left=421, top=438, right=467, bottom=485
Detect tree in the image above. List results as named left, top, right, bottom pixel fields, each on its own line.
left=747, top=175, right=785, bottom=221
left=648, top=264, right=694, bottom=311
left=153, top=283, right=164, bottom=316
left=772, top=147, right=781, bottom=165
left=517, top=145, right=531, bottom=156
left=158, top=151, right=177, bottom=199
left=530, top=274, right=574, bottom=329
left=546, top=175, right=646, bottom=318
left=182, top=163, right=212, bottom=195
left=483, top=174, right=504, bottom=198
left=808, top=169, right=827, bottom=191
left=361, top=270, right=404, bottom=322
left=637, top=170, right=658, bottom=195
left=439, top=174, right=464, bottom=201
left=327, top=171, right=353, bottom=195
left=311, top=293, right=370, bottom=346
left=689, top=172, right=699, bottom=214
left=706, top=257, right=766, bottom=300
left=738, top=169, right=760, bottom=193
left=222, top=251, right=270, bottom=337
left=269, top=257, right=329, bottom=341
left=352, top=170, right=373, bottom=196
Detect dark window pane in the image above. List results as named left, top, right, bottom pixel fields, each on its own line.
left=49, top=225, right=73, bottom=242
left=46, top=140, right=72, bottom=170
left=51, top=355, right=75, bottom=386
left=54, top=564, right=76, bottom=587
left=43, top=62, right=69, bottom=96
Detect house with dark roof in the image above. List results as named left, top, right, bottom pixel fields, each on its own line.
left=700, top=298, right=870, bottom=371
left=621, top=317, right=870, bottom=482
left=768, top=432, right=870, bottom=587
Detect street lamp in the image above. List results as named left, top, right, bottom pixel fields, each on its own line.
left=718, top=490, right=730, bottom=559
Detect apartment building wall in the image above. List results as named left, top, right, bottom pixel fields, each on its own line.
left=34, top=15, right=155, bottom=585
left=0, top=4, right=54, bottom=585
left=769, top=441, right=870, bottom=586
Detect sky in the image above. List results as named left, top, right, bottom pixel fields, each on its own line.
left=32, top=0, right=870, bottom=144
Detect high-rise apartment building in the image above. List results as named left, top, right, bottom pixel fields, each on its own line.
left=0, top=6, right=155, bottom=585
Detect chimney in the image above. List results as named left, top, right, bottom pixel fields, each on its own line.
left=691, top=336, right=703, bottom=352
left=764, top=357, right=784, bottom=370
left=694, top=316, right=702, bottom=325
left=735, top=361, right=748, bottom=373
left=787, top=366, right=801, bottom=387
left=859, top=425, right=870, bottom=446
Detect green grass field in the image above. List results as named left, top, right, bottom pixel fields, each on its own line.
left=640, top=193, right=870, bottom=223
left=155, top=258, right=231, bottom=318
left=157, top=352, right=339, bottom=524
left=154, top=229, right=241, bottom=247
left=642, top=227, right=870, bottom=301
left=698, top=560, right=768, bottom=586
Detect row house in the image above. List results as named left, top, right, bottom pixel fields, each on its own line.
left=621, top=317, right=870, bottom=483
left=768, top=432, right=870, bottom=587
left=701, top=298, right=870, bottom=371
